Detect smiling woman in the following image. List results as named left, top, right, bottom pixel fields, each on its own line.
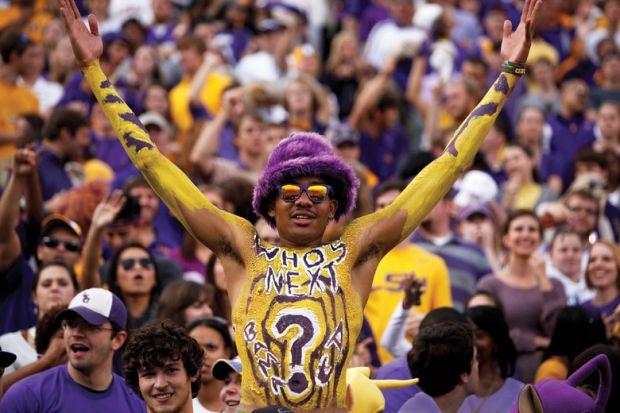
left=477, top=210, right=567, bottom=383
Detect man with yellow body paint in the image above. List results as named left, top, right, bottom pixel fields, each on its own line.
left=57, top=0, right=542, bottom=410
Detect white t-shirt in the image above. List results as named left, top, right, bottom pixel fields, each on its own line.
left=0, top=327, right=37, bottom=376
left=192, top=398, right=220, bottom=413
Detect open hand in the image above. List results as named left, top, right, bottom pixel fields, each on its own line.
left=92, top=189, right=126, bottom=231
left=58, top=0, right=102, bottom=67
left=500, top=0, right=543, bottom=64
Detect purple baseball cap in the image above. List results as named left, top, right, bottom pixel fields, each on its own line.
left=58, top=288, right=127, bottom=330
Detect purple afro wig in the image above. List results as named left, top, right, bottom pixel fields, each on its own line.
left=253, top=132, right=360, bottom=226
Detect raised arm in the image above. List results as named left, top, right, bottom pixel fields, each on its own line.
left=57, top=0, right=254, bottom=261
left=346, top=0, right=542, bottom=262
left=0, top=148, right=37, bottom=270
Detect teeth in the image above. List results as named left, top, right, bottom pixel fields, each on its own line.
left=154, top=393, right=172, bottom=399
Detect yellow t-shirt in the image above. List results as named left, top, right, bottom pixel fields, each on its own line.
left=364, top=244, right=452, bottom=363
left=514, top=182, right=542, bottom=210
left=0, top=81, right=39, bottom=185
left=169, top=71, right=232, bottom=137
left=534, top=356, right=569, bottom=383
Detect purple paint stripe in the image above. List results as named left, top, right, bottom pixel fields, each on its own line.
left=445, top=102, right=499, bottom=156
left=123, top=132, right=153, bottom=152
left=104, top=94, right=124, bottom=104
left=494, top=74, right=509, bottom=95
left=100, top=80, right=112, bottom=88
left=119, top=112, right=147, bottom=132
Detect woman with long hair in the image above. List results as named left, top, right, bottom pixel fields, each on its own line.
left=0, top=261, right=78, bottom=390
left=478, top=209, right=566, bottom=382
left=108, top=242, right=160, bottom=329
left=460, top=305, right=523, bottom=413
left=157, top=279, right=214, bottom=327
left=534, top=305, right=607, bottom=383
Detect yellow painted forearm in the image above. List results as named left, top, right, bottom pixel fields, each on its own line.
left=81, top=62, right=250, bottom=242
left=360, top=72, right=520, bottom=241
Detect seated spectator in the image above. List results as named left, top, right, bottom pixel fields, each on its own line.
left=399, top=322, right=477, bottom=412
left=514, top=105, right=547, bottom=167
left=456, top=203, right=502, bottom=275
left=590, top=52, right=620, bottom=110
left=187, top=318, right=235, bottom=413
left=412, top=190, right=492, bottom=311
left=212, top=357, right=242, bottom=413
left=0, top=288, right=144, bottom=412
left=373, top=308, right=467, bottom=413
left=546, top=228, right=594, bottom=305
left=499, top=143, right=558, bottom=211
left=284, top=74, right=328, bottom=134
left=80, top=190, right=182, bottom=290
left=541, top=79, right=595, bottom=193
left=0, top=261, right=77, bottom=389
left=478, top=210, right=566, bottom=383
left=460, top=305, right=523, bottom=413
left=581, top=241, right=620, bottom=343
left=534, top=306, right=607, bottom=383
left=122, top=320, right=203, bottom=413
left=157, top=280, right=214, bottom=327
left=125, top=175, right=182, bottom=253
left=593, top=101, right=620, bottom=156
left=108, top=242, right=161, bottom=329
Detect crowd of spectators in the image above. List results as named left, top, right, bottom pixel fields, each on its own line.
left=0, top=0, right=620, bottom=411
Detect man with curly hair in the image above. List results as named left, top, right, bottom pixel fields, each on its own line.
left=123, top=320, right=204, bottom=413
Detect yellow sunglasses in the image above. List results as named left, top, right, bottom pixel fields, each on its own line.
left=278, top=184, right=333, bottom=203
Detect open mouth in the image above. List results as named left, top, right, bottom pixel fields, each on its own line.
left=225, top=400, right=240, bottom=406
left=70, top=343, right=90, bottom=356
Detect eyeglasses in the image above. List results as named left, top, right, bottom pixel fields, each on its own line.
left=120, top=257, right=154, bottom=271
left=42, top=236, right=81, bottom=252
left=568, top=206, right=597, bottom=216
left=278, top=184, right=332, bottom=204
left=61, top=318, right=114, bottom=333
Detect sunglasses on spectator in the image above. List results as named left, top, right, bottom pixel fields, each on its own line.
left=41, top=236, right=81, bottom=252
left=120, top=258, right=154, bottom=271
left=278, top=184, right=332, bottom=203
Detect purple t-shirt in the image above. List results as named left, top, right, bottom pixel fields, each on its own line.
left=581, top=294, right=620, bottom=320
left=398, top=392, right=441, bottom=413
left=0, top=254, right=35, bottom=335
left=92, top=133, right=132, bottom=173
left=37, top=148, right=73, bottom=201
left=0, top=364, right=146, bottom=413
left=373, top=355, right=420, bottom=413
left=460, top=378, right=524, bottom=413
left=541, top=114, right=595, bottom=190
left=359, top=125, right=410, bottom=182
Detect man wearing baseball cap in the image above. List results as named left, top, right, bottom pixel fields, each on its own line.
left=0, top=346, right=16, bottom=399
left=0, top=288, right=145, bottom=412
left=212, top=357, right=242, bottom=413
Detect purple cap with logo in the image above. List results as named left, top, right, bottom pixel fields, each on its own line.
left=58, top=288, right=127, bottom=330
